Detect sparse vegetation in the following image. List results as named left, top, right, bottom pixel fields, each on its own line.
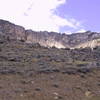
left=0, top=34, right=100, bottom=100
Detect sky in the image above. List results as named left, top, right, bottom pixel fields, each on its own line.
left=0, top=0, right=99, bottom=34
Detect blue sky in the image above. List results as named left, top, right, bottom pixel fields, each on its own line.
left=58, top=0, right=100, bottom=33
left=0, top=0, right=99, bottom=34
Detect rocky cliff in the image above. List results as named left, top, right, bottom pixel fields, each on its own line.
left=0, top=19, right=100, bottom=49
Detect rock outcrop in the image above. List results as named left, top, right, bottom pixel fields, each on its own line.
left=0, top=19, right=100, bottom=49
left=0, top=19, right=26, bottom=41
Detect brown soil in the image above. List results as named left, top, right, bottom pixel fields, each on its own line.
left=0, top=38, right=100, bottom=100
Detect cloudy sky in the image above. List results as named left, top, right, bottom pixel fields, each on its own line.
left=0, top=0, right=99, bottom=33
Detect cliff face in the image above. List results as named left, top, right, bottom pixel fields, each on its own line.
left=25, top=30, right=68, bottom=48
left=0, top=20, right=26, bottom=40
left=0, top=19, right=100, bottom=49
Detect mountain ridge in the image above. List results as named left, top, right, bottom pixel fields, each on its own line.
left=0, top=19, right=100, bottom=49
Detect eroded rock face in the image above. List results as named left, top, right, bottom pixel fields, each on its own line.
left=0, top=19, right=100, bottom=49
left=14, top=25, right=26, bottom=40
left=25, top=30, right=66, bottom=48
left=0, top=19, right=26, bottom=41
left=24, top=30, right=100, bottom=49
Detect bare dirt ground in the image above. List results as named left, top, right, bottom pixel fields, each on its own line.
left=0, top=37, right=100, bottom=100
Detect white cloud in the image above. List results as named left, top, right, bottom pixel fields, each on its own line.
left=76, top=29, right=86, bottom=33
left=0, top=0, right=84, bottom=32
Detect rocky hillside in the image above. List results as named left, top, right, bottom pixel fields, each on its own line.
left=0, top=29, right=100, bottom=100
left=0, top=19, right=100, bottom=100
left=0, top=19, right=100, bottom=49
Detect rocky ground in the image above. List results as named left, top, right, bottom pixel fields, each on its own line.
left=0, top=35, right=100, bottom=100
